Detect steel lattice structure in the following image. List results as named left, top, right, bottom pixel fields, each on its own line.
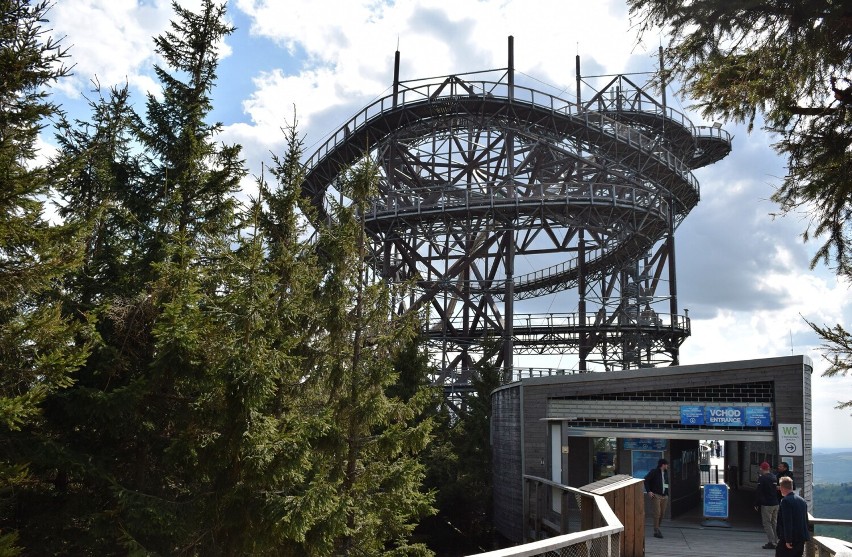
left=301, top=43, right=731, bottom=395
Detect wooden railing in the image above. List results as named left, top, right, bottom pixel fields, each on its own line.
left=810, top=516, right=852, bottom=557
left=466, top=476, right=623, bottom=557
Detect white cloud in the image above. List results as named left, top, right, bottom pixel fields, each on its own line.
left=244, top=67, right=356, bottom=133
left=233, top=0, right=649, bottom=145
left=48, top=0, right=171, bottom=97
left=49, top=0, right=233, bottom=100
left=680, top=268, right=852, bottom=448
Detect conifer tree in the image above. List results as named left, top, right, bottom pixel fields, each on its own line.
left=629, top=0, right=852, bottom=274
left=0, top=1, right=88, bottom=554
left=93, top=0, right=246, bottom=551
left=3, top=1, right=437, bottom=553
left=627, top=0, right=852, bottom=409
left=134, top=0, right=242, bottom=269
left=7, top=84, right=145, bottom=555
left=423, top=361, right=499, bottom=549
left=9, top=1, right=247, bottom=553
left=301, top=162, right=435, bottom=556
left=52, top=84, right=142, bottom=306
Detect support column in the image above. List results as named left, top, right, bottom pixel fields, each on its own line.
left=578, top=230, right=588, bottom=372
left=575, top=55, right=581, bottom=107
left=667, top=203, right=680, bottom=365
left=393, top=50, right=400, bottom=109
left=503, top=228, right=515, bottom=382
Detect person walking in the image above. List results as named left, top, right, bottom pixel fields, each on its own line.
left=775, top=476, right=810, bottom=557
left=644, top=458, right=669, bottom=539
left=753, top=461, right=779, bottom=549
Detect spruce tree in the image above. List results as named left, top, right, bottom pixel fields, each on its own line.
left=12, top=1, right=247, bottom=553
left=627, top=0, right=852, bottom=410
left=8, top=84, right=146, bottom=555
left=2, top=1, right=438, bottom=553
left=0, top=1, right=88, bottom=554
left=134, top=0, right=241, bottom=268
left=628, top=0, right=852, bottom=273
left=97, top=0, right=246, bottom=551
left=300, top=161, right=435, bottom=556
left=423, top=362, right=499, bottom=551
left=52, top=84, right=142, bottom=306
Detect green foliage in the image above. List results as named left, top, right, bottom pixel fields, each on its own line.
left=2, top=1, right=437, bottom=554
left=627, top=0, right=852, bottom=414
left=806, top=320, right=852, bottom=412
left=135, top=0, right=241, bottom=260
left=293, top=161, right=435, bottom=556
left=423, top=360, right=501, bottom=551
left=628, top=0, right=852, bottom=275
left=52, top=83, right=144, bottom=305
left=813, top=483, right=852, bottom=542
left=0, top=1, right=89, bottom=554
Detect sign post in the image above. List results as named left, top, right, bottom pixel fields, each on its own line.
left=778, top=423, right=803, bottom=457
left=702, top=483, right=731, bottom=528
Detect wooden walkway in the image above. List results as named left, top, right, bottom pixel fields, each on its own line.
left=645, top=524, right=770, bottom=557
left=645, top=484, right=771, bottom=557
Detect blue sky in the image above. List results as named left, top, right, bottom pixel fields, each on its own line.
left=41, top=0, right=852, bottom=449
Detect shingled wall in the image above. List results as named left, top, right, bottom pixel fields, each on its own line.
left=491, top=355, right=813, bottom=543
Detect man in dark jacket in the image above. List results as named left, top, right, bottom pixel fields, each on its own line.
left=644, top=458, right=669, bottom=539
left=753, top=461, right=779, bottom=549
left=776, top=476, right=810, bottom=557
left=776, top=461, right=795, bottom=490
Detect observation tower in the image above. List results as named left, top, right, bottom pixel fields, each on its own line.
left=301, top=38, right=731, bottom=401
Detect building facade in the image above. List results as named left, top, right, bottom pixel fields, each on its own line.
left=491, top=355, right=813, bottom=542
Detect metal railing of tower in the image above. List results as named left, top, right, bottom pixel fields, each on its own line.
left=301, top=78, right=704, bottom=212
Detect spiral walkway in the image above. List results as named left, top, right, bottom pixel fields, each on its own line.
left=302, top=55, right=731, bottom=391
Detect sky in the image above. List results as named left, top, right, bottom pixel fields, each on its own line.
left=41, top=0, right=852, bottom=449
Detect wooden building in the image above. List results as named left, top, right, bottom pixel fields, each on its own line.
left=491, top=355, right=813, bottom=543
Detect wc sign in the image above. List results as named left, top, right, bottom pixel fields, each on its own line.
left=778, top=423, right=803, bottom=456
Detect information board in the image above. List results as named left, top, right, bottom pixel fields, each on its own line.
left=745, top=406, right=772, bottom=426
left=680, top=405, right=705, bottom=425
left=623, top=438, right=667, bottom=451
left=632, top=450, right=664, bottom=482
left=680, top=405, right=772, bottom=427
left=703, top=483, right=729, bottom=519
left=704, top=406, right=745, bottom=426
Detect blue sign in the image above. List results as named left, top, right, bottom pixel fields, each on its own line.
left=632, top=450, right=665, bottom=481
left=745, top=406, right=772, bottom=426
left=705, top=406, right=745, bottom=427
left=680, top=405, right=705, bottom=425
left=703, top=483, right=729, bottom=518
left=623, top=438, right=668, bottom=450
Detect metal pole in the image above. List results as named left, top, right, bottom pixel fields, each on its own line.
left=576, top=55, right=581, bottom=107
left=668, top=209, right=679, bottom=365
left=659, top=45, right=667, bottom=111
left=503, top=228, right=515, bottom=382
left=393, top=49, right=400, bottom=109
left=579, top=230, right=587, bottom=372
left=508, top=35, right=514, bottom=102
